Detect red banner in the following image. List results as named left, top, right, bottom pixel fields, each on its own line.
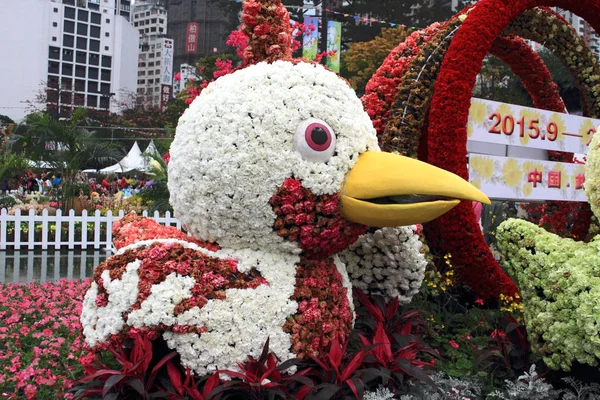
left=160, top=85, right=172, bottom=111
left=185, top=22, right=199, bottom=54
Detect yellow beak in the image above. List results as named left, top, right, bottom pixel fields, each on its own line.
left=340, top=152, right=490, bottom=227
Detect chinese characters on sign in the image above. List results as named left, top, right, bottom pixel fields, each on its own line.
left=160, top=85, right=172, bottom=111
left=185, top=23, right=199, bottom=54
left=527, top=169, right=542, bottom=187
left=161, top=39, right=173, bottom=86
left=469, top=154, right=588, bottom=202
left=547, top=170, right=561, bottom=188
left=576, top=173, right=585, bottom=190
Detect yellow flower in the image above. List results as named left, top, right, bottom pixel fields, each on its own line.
left=579, top=118, right=597, bottom=147
left=497, top=103, right=513, bottom=120
left=502, top=158, right=522, bottom=188
left=549, top=113, right=566, bottom=141
left=470, top=156, right=495, bottom=180
left=553, top=163, right=569, bottom=190
left=519, top=108, right=542, bottom=145
left=523, top=182, right=533, bottom=197
left=469, top=99, right=488, bottom=125
left=467, top=122, right=474, bottom=138
left=522, top=160, right=544, bottom=176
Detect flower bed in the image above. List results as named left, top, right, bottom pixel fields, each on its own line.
left=0, top=280, right=90, bottom=399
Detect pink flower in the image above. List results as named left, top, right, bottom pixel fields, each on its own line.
left=475, top=298, right=484, bottom=306
left=24, top=384, right=37, bottom=399
left=491, top=329, right=507, bottom=339
left=449, top=339, right=459, bottom=349
left=174, top=72, right=181, bottom=81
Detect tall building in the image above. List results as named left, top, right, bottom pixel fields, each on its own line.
left=132, top=0, right=174, bottom=109
left=165, top=0, right=236, bottom=74
left=0, top=0, right=139, bottom=121
left=173, top=63, right=199, bottom=94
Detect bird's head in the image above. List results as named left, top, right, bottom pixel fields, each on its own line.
left=168, top=0, right=489, bottom=258
left=168, top=60, right=489, bottom=258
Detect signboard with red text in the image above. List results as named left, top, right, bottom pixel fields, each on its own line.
left=185, top=23, right=199, bottom=54
left=469, top=154, right=587, bottom=202
left=467, top=98, right=600, bottom=154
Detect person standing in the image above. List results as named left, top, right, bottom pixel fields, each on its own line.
left=101, top=177, right=110, bottom=193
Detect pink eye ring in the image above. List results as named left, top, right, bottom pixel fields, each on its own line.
left=305, top=123, right=333, bottom=151
left=295, top=118, right=336, bottom=163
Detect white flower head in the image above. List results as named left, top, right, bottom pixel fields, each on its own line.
left=338, top=226, right=427, bottom=304
left=169, top=60, right=379, bottom=252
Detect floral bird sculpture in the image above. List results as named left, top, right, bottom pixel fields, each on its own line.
left=80, top=0, right=489, bottom=376
left=497, top=128, right=600, bottom=371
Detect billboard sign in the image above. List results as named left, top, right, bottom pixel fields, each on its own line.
left=469, top=154, right=587, bottom=202
left=161, top=39, right=174, bottom=85
left=185, top=22, right=199, bottom=54
left=326, top=21, right=341, bottom=72
left=302, top=17, right=319, bottom=61
left=467, top=98, right=600, bottom=154
left=160, top=84, right=172, bottom=111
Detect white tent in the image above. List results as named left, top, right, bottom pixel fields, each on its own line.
left=140, top=140, right=160, bottom=171
left=99, top=141, right=146, bottom=174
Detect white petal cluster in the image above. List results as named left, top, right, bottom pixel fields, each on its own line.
left=127, top=272, right=196, bottom=328
left=168, top=60, right=379, bottom=253
left=333, top=255, right=355, bottom=320
left=338, top=227, right=426, bottom=304
left=80, top=260, right=141, bottom=347
left=163, top=246, right=299, bottom=376
left=81, top=239, right=300, bottom=376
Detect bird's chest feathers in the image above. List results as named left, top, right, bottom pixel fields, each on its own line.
left=270, top=178, right=367, bottom=258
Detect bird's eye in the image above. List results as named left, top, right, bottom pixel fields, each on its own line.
left=294, top=118, right=336, bottom=162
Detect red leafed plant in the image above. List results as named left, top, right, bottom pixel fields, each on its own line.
left=70, top=331, right=179, bottom=399
left=306, top=337, right=377, bottom=399
left=215, top=338, right=314, bottom=400
left=359, top=323, right=436, bottom=391
left=351, top=289, right=438, bottom=394
left=163, top=364, right=220, bottom=400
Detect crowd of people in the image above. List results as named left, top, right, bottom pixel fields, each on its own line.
left=4, top=172, right=62, bottom=193
left=93, top=174, right=148, bottom=197
left=4, top=171, right=149, bottom=198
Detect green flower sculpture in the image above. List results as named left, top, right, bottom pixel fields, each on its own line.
left=496, top=127, right=600, bottom=371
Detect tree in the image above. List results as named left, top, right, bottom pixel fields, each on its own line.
left=473, top=55, right=533, bottom=107
left=210, top=0, right=321, bottom=32
left=138, top=153, right=172, bottom=213
left=339, top=0, right=456, bottom=44
left=538, top=48, right=583, bottom=113
left=12, top=113, right=124, bottom=211
left=341, top=25, right=412, bottom=96
left=0, top=115, right=14, bottom=125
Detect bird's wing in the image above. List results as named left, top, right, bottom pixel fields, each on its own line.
left=112, top=212, right=219, bottom=251
left=337, top=226, right=427, bottom=304
left=82, top=238, right=267, bottom=348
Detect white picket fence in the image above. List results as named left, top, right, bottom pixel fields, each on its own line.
left=0, top=208, right=181, bottom=251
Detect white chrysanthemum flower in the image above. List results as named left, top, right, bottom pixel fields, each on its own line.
left=339, top=226, right=427, bottom=304
left=80, top=260, right=141, bottom=347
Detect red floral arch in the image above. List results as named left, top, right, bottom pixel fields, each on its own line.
left=364, top=2, right=600, bottom=301
left=425, top=0, right=600, bottom=301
